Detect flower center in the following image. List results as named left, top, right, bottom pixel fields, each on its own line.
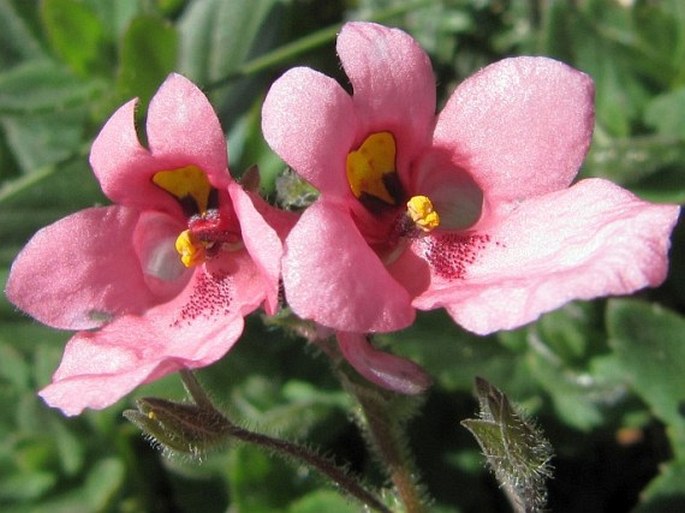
left=406, top=195, right=440, bottom=232
left=152, top=165, right=212, bottom=215
left=346, top=132, right=399, bottom=205
left=346, top=132, right=440, bottom=234
left=153, top=166, right=239, bottom=268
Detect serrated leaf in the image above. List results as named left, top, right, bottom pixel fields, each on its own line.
left=115, top=15, right=178, bottom=108
left=607, top=299, right=685, bottom=460
left=40, top=0, right=109, bottom=77
left=462, top=378, right=553, bottom=513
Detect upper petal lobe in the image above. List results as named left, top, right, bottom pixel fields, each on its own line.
left=434, top=57, right=595, bottom=204
left=6, top=206, right=164, bottom=330
left=337, top=22, right=436, bottom=172
left=262, top=67, right=357, bottom=197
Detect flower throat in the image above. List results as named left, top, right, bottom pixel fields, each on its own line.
left=346, top=132, right=439, bottom=233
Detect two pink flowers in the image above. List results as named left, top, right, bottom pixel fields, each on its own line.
left=6, top=22, right=680, bottom=415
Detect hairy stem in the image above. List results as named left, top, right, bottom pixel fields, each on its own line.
left=353, top=388, right=428, bottom=513
left=178, top=371, right=391, bottom=513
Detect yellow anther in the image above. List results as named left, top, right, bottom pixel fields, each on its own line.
left=406, top=195, right=440, bottom=232
left=152, top=166, right=212, bottom=213
left=175, top=229, right=206, bottom=268
left=346, top=132, right=397, bottom=205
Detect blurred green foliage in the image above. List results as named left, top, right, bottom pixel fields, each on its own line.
left=1, top=0, right=684, bottom=512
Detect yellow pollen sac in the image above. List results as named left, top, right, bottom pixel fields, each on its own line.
left=175, top=229, right=206, bottom=268
left=152, top=166, right=212, bottom=213
left=346, top=132, right=397, bottom=205
left=406, top=195, right=440, bottom=232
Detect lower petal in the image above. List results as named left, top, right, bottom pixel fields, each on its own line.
left=40, top=252, right=265, bottom=415
left=229, top=181, right=287, bottom=315
left=282, top=200, right=415, bottom=333
left=413, top=178, right=680, bottom=334
left=7, top=206, right=160, bottom=330
left=337, top=331, right=431, bottom=395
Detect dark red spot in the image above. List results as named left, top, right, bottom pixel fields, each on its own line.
left=174, top=270, right=233, bottom=327
left=419, top=232, right=491, bottom=280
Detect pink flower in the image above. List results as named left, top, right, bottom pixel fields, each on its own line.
left=6, top=74, right=287, bottom=415
left=262, top=22, right=680, bottom=338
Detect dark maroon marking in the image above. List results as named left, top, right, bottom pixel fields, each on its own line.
left=174, top=270, right=233, bottom=327
left=419, top=232, right=491, bottom=280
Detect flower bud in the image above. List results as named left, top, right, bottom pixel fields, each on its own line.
left=124, top=397, right=231, bottom=457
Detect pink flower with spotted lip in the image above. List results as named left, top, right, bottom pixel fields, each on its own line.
left=6, top=74, right=287, bottom=416
left=262, top=22, right=680, bottom=339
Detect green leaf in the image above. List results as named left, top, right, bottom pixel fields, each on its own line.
left=177, top=0, right=280, bottom=85
left=115, top=15, right=178, bottom=109
left=82, top=457, right=125, bottom=510
left=40, top=0, right=109, bottom=77
left=607, top=299, right=685, bottom=460
left=0, top=471, right=56, bottom=501
left=0, top=59, right=101, bottom=114
left=583, top=135, right=685, bottom=185
left=0, top=0, right=45, bottom=67
left=633, top=460, right=685, bottom=513
left=228, top=444, right=313, bottom=513
left=644, top=87, right=685, bottom=139
left=0, top=342, right=29, bottom=389
left=288, top=489, right=360, bottom=513
left=0, top=110, right=86, bottom=173
left=461, top=378, right=553, bottom=513
left=83, top=0, right=140, bottom=40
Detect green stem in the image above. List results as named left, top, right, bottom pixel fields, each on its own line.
left=204, top=0, right=435, bottom=90
left=178, top=372, right=391, bottom=513
left=226, top=424, right=392, bottom=513
left=353, top=388, right=427, bottom=513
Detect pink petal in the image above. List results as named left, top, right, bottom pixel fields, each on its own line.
left=40, top=251, right=267, bottom=415
left=228, top=181, right=284, bottom=315
left=146, top=73, right=231, bottom=189
left=90, top=74, right=231, bottom=214
left=282, top=200, right=415, bottom=333
left=89, top=99, right=176, bottom=213
left=261, top=67, right=357, bottom=196
left=6, top=206, right=165, bottom=330
left=413, top=178, right=680, bottom=334
left=338, top=22, right=436, bottom=174
left=434, top=57, right=595, bottom=203
left=337, top=331, right=431, bottom=395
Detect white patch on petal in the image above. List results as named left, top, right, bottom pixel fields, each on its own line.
left=144, top=236, right=186, bottom=281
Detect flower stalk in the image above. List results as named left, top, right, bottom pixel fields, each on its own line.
left=125, top=371, right=391, bottom=513
left=338, top=365, right=429, bottom=513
